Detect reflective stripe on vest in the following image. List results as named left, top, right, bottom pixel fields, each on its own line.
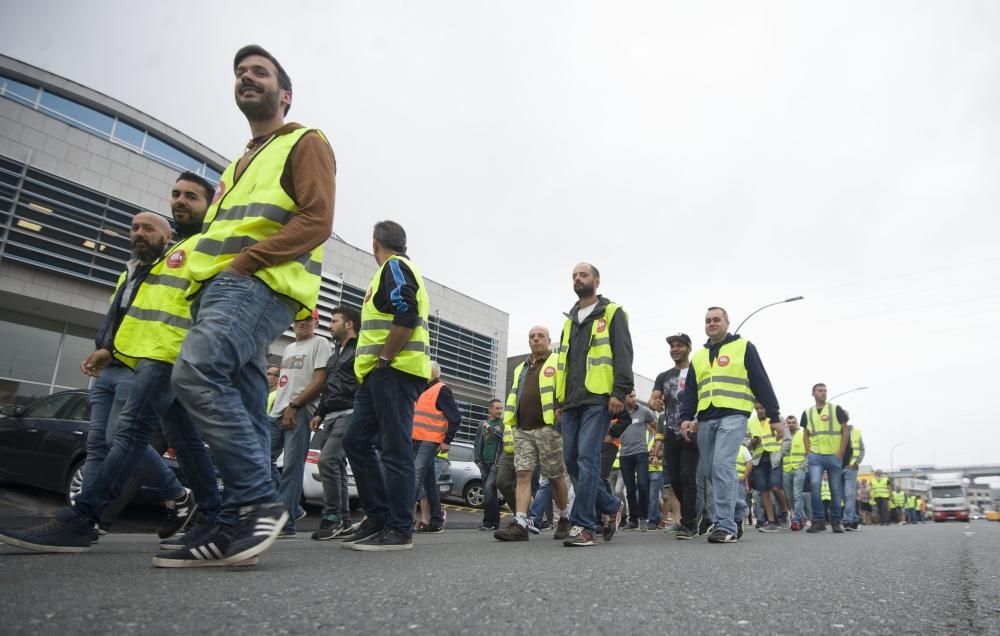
left=503, top=422, right=514, bottom=455
left=413, top=382, right=447, bottom=443
left=892, top=491, right=906, bottom=507
left=113, top=238, right=196, bottom=367
left=806, top=403, right=843, bottom=455
left=736, top=446, right=749, bottom=480
left=504, top=352, right=558, bottom=428
left=555, top=303, right=622, bottom=402
left=849, top=427, right=863, bottom=466
left=647, top=432, right=662, bottom=472
left=690, top=338, right=754, bottom=414
left=354, top=254, right=431, bottom=383
left=188, top=127, right=325, bottom=311
left=871, top=476, right=890, bottom=499
left=783, top=429, right=807, bottom=473
left=821, top=481, right=831, bottom=501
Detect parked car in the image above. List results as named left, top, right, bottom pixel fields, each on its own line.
left=301, top=429, right=452, bottom=508
left=446, top=441, right=488, bottom=507
left=0, top=390, right=90, bottom=504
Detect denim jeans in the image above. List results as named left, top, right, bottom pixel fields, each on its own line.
left=876, top=497, right=890, bottom=524
left=529, top=476, right=553, bottom=526
left=782, top=466, right=807, bottom=523
left=413, top=440, right=443, bottom=524
left=648, top=470, right=664, bottom=524
left=618, top=452, right=649, bottom=522
left=808, top=453, right=844, bottom=524
left=561, top=404, right=621, bottom=531
left=695, top=413, right=747, bottom=535
left=74, top=360, right=186, bottom=524
left=315, top=411, right=351, bottom=521
left=173, top=271, right=294, bottom=513
left=269, top=406, right=314, bottom=531
left=343, top=367, right=426, bottom=536
left=481, top=463, right=499, bottom=525
left=161, top=398, right=223, bottom=522
left=842, top=466, right=859, bottom=524
left=82, top=364, right=178, bottom=511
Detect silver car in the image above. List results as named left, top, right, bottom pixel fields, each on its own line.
left=445, top=441, right=490, bottom=507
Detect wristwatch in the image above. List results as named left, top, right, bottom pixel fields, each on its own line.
left=376, top=356, right=392, bottom=368
left=288, top=402, right=300, bottom=409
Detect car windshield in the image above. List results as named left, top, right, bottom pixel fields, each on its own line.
left=932, top=486, right=964, bottom=498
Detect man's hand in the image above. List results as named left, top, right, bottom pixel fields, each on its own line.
left=281, top=406, right=298, bottom=430
left=555, top=408, right=561, bottom=422
left=652, top=440, right=663, bottom=458
left=834, top=450, right=844, bottom=460
left=80, top=349, right=113, bottom=377
left=650, top=396, right=665, bottom=411
left=680, top=420, right=698, bottom=442
left=604, top=434, right=614, bottom=444
left=439, top=443, right=450, bottom=454
left=310, top=415, right=323, bottom=432
left=608, top=396, right=624, bottom=416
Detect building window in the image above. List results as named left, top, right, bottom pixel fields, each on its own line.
left=0, top=76, right=38, bottom=105
left=340, top=282, right=366, bottom=310
left=112, top=119, right=145, bottom=150
left=0, top=308, right=90, bottom=407
left=39, top=91, right=114, bottom=136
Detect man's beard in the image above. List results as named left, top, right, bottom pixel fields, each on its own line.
left=574, top=283, right=595, bottom=299
left=236, top=85, right=281, bottom=121
left=131, top=237, right=166, bottom=264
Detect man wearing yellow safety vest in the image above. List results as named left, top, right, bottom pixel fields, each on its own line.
left=892, top=485, right=907, bottom=525
left=841, top=424, right=865, bottom=531
left=494, top=326, right=572, bottom=541
left=557, top=263, right=633, bottom=547
left=1, top=178, right=223, bottom=560
left=412, top=362, right=462, bottom=535
left=341, top=221, right=432, bottom=552
left=170, top=45, right=336, bottom=566
left=870, top=469, right=892, bottom=526
left=748, top=402, right=789, bottom=533
left=782, top=415, right=809, bottom=531
left=801, top=383, right=851, bottom=534
left=679, top=306, right=784, bottom=544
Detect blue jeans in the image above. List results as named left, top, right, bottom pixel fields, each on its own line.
left=782, top=466, right=807, bottom=523
left=481, top=463, right=500, bottom=525
left=619, top=452, right=649, bottom=522
left=528, top=476, right=553, bottom=526
left=561, top=404, right=621, bottom=531
left=74, top=360, right=186, bottom=524
left=413, top=440, right=443, bottom=525
left=161, top=398, right=223, bottom=522
left=173, top=271, right=294, bottom=513
left=695, top=413, right=747, bottom=535
left=808, top=453, right=844, bottom=524
left=343, top=367, right=426, bottom=536
left=269, top=407, right=313, bottom=531
left=842, top=466, right=859, bottom=524
left=648, top=470, right=664, bottom=524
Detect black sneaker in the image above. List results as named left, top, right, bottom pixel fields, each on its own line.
left=311, top=518, right=338, bottom=540
left=675, top=526, right=695, bottom=540
left=339, top=518, right=383, bottom=548
left=160, top=520, right=215, bottom=550
left=277, top=528, right=296, bottom=539
left=832, top=522, right=845, bottom=534
left=351, top=528, right=413, bottom=551
left=806, top=522, right=827, bottom=533
left=158, top=490, right=199, bottom=539
left=222, top=501, right=289, bottom=563
left=758, top=522, right=780, bottom=533
left=415, top=521, right=444, bottom=534
left=737, top=522, right=744, bottom=540
left=493, top=522, right=529, bottom=542
left=151, top=525, right=259, bottom=568
left=553, top=517, right=572, bottom=541
left=707, top=528, right=738, bottom=543
left=0, top=516, right=92, bottom=553
left=563, top=525, right=596, bottom=547
left=626, top=520, right=639, bottom=531
left=604, top=501, right=625, bottom=542
left=478, top=523, right=499, bottom=531
left=698, top=518, right=714, bottom=536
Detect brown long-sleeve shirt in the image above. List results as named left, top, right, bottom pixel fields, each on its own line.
left=229, top=122, right=336, bottom=277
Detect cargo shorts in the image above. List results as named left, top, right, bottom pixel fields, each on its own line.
left=513, top=425, right=565, bottom=479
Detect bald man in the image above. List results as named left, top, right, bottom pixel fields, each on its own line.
left=494, top=326, right=572, bottom=542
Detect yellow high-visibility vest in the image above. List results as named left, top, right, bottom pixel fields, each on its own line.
left=690, top=339, right=754, bottom=414
left=555, top=303, right=623, bottom=402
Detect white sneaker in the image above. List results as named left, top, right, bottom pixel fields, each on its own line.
left=525, top=518, right=541, bottom=535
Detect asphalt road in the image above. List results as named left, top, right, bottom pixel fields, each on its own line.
left=1, top=510, right=998, bottom=635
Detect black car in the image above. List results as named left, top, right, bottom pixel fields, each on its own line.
left=0, top=389, right=90, bottom=504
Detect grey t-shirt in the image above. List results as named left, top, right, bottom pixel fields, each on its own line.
left=270, top=335, right=332, bottom=416
left=620, top=404, right=656, bottom=457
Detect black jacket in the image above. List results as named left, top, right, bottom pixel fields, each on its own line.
left=558, top=295, right=634, bottom=409
left=313, top=337, right=358, bottom=419
left=679, top=333, right=781, bottom=423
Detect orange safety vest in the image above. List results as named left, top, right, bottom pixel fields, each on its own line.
left=413, top=382, right=448, bottom=443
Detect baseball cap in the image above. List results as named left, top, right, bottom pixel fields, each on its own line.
left=666, top=333, right=692, bottom=347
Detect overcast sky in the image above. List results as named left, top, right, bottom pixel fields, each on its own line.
left=3, top=1, right=999, bottom=473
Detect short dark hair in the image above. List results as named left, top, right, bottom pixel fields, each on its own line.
left=812, top=383, right=826, bottom=392
left=707, top=306, right=729, bottom=321
left=234, top=44, right=292, bottom=115
left=488, top=398, right=502, bottom=407
left=588, top=263, right=600, bottom=278
left=176, top=171, right=216, bottom=203
left=331, top=305, right=361, bottom=332
left=373, top=220, right=407, bottom=254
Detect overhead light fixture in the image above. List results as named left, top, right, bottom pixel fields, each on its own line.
left=16, top=219, right=42, bottom=232
left=83, top=240, right=96, bottom=249
left=27, top=202, right=53, bottom=214
left=102, top=228, right=120, bottom=237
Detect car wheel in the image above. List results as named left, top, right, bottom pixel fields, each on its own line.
left=463, top=480, right=485, bottom=508
left=66, top=459, right=85, bottom=507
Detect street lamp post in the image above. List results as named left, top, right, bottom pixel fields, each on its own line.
left=890, top=441, right=907, bottom=476
left=829, top=386, right=870, bottom=401
left=734, top=296, right=804, bottom=334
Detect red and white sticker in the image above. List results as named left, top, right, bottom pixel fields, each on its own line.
left=364, top=288, right=373, bottom=304
left=278, top=375, right=288, bottom=387
left=166, top=249, right=186, bottom=268
left=717, top=355, right=730, bottom=367
left=820, top=414, right=829, bottom=422
left=597, top=319, right=607, bottom=333
left=211, top=180, right=226, bottom=204
left=543, top=366, right=555, bottom=378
